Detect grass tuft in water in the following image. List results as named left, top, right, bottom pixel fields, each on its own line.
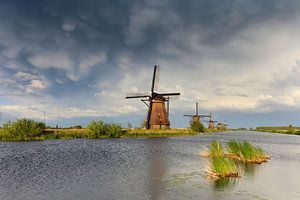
left=209, top=141, right=225, bottom=157
left=227, top=140, right=270, bottom=163
left=207, top=156, right=239, bottom=179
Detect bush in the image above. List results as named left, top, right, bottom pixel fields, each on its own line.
left=287, top=124, right=294, bottom=134
left=107, top=123, right=122, bottom=138
left=87, top=120, right=106, bottom=138
left=190, top=119, right=205, bottom=133
left=87, top=120, right=122, bottom=138
left=2, top=118, right=45, bottom=140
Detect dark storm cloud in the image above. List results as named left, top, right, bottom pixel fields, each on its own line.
left=1, top=0, right=298, bottom=75
left=1, top=0, right=300, bottom=126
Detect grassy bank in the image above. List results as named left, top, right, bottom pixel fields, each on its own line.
left=0, top=117, right=231, bottom=141
left=255, top=126, right=300, bottom=135
left=0, top=127, right=198, bottom=141
left=122, top=128, right=196, bottom=138
left=0, top=128, right=108, bottom=141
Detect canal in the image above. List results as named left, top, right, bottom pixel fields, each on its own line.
left=0, top=131, right=300, bottom=200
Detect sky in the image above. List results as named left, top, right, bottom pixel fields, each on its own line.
left=1, top=0, right=300, bottom=128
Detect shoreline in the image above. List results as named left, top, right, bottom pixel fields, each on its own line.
left=0, top=128, right=229, bottom=141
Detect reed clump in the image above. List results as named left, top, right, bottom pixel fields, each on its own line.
left=210, top=141, right=225, bottom=157
left=204, top=140, right=270, bottom=179
left=207, top=156, right=240, bottom=179
left=227, top=140, right=270, bottom=164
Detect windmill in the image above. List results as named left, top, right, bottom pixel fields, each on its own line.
left=217, top=122, right=229, bottom=130
left=217, top=122, right=223, bottom=130
left=203, top=113, right=218, bottom=129
left=183, top=102, right=210, bottom=123
left=126, top=65, right=180, bottom=129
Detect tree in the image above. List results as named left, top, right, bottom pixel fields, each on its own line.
left=87, top=120, right=123, bottom=138
left=190, top=120, right=205, bottom=133
left=287, top=124, right=294, bottom=134
left=127, top=123, right=132, bottom=129
left=107, top=123, right=122, bottom=138
left=87, top=120, right=106, bottom=138
left=2, top=118, right=45, bottom=140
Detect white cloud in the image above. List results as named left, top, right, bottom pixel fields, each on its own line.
left=28, top=52, right=74, bottom=70
left=29, top=79, right=47, bottom=89
left=62, top=22, right=76, bottom=32
left=0, top=104, right=101, bottom=120
left=13, top=72, right=39, bottom=81
left=79, top=51, right=107, bottom=74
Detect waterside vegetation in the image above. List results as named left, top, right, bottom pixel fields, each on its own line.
left=0, top=117, right=233, bottom=141
left=227, top=141, right=270, bottom=164
left=207, top=157, right=239, bottom=179
left=0, top=119, right=123, bottom=141
left=203, top=140, right=270, bottom=179
left=255, top=125, right=300, bottom=135
left=123, top=128, right=196, bottom=138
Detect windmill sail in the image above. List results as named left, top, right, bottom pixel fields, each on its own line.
left=126, top=65, right=180, bottom=129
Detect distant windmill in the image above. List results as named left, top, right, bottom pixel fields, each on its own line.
left=126, top=65, right=180, bottom=129
left=203, top=113, right=218, bottom=129
left=217, top=122, right=229, bottom=130
left=217, top=122, right=223, bottom=130
left=183, top=102, right=210, bottom=123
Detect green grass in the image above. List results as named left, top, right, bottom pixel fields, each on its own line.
left=0, top=119, right=124, bottom=141
left=204, top=140, right=270, bottom=179
left=227, top=140, right=270, bottom=163
left=0, top=127, right=196, bottom=141
left=227, top=140, right=241, bottom=155
left=208, top=157, right=239, bottom=178
left=206, top=141, right=238, bottom=179
left=209, top=141, right=224, bottom=157
left=255, top=126, right=300, bottom=135
left=122, top=128, right=196, bottom=138
left=0, top=128, right=120, bottom=141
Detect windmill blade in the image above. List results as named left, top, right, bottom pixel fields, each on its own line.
left=126, top=93, right=150, bottom=99
left=126, top=95, right=150, bottom=99
left=151, top=65, right=159, bottom=93
left=157, top=92, right=180, bottom=96
left=196, top=102, right=198, bottom=115
left=199, top=114, right=211, bottom=118
left=183, top=114, right=193, bottom=117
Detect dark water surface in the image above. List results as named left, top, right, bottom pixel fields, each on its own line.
left=1, top=131, right=300, bottom=200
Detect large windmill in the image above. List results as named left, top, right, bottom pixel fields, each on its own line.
left=126, top=65, right=180, bottom=129
left=183, top=102, right=210, bottom=123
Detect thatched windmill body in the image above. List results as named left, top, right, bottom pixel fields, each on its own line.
left=217, top=122, right=223, bottom=129
left=126, top=65, right=180, bottom=129
left=217, top=122, right=228, bottom=130
left=203, top=113, right=218, bottom=129
left=183, top=102, right=210, bottom=123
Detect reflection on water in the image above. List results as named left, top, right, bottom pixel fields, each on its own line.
left=211, top=162, right=259, bottom=190
left=213, top=177, right=239, bottom=190
left=147, top=138, right=167, bottom=200
left=243, top=163, right=259, bottom=177
left=0, top=132, right=300, bottom=200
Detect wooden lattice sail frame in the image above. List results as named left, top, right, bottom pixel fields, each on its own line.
left=126, top=65, right=180, bottom=129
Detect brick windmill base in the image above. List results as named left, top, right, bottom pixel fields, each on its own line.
left=149, top=99, right=170, bottom=129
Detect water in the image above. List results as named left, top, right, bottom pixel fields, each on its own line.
left=0, top=131, right=300, bottom=200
